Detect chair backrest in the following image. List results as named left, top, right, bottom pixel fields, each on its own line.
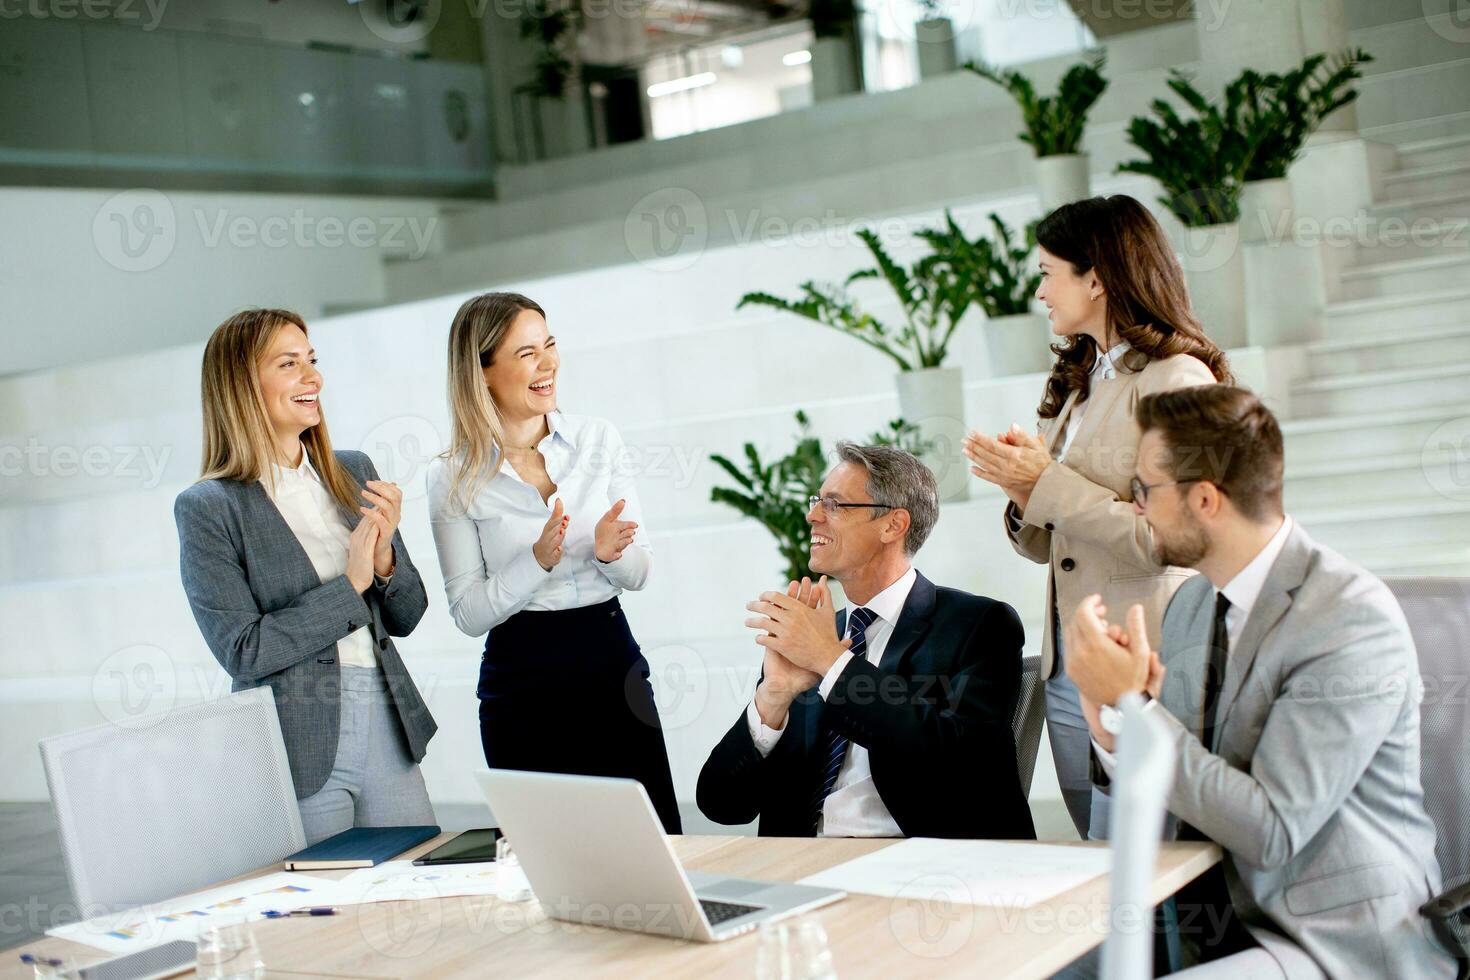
left=1101, top=693, right=1178, bottom=980
left=1385, top=576, right=1470, bottom=893
left=39, top=687, right=306, bottom=913
left=1011, top=654, right=1046, bottom=797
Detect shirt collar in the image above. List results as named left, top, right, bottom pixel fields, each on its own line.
left=1219, top=515, right=1294, bottom=618
left=850, top=566, right=918, bottom=626
left=1092, top=340, right=1132, bottom=379
left=543, top=411, right=577, bottom=451
left=262, top=449, right=322, bottom=490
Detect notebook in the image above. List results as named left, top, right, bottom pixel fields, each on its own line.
left=283, top=825, right=441, bottom=870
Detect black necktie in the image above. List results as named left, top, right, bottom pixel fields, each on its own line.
left=1201, top=592, right=1231, bottom=750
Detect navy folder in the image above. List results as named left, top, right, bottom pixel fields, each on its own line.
left=283, top=825, right=441, bottom=870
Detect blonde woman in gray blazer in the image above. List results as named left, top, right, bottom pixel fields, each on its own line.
left=175, top=309, right=437, bottom=844
left=964, top=197, right=1230, bottom=840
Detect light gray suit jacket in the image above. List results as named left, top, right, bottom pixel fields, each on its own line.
left=174, top=450, right=437, bottom=799
left=1112, top=523, right=1451, bottom=978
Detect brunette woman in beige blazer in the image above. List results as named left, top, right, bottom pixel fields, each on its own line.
left=963, top=195, right=1232, bottom=839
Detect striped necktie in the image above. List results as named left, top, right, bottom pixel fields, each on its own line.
left=810, top=606, right=878, bottom=835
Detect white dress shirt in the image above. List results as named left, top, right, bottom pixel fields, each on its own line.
left=745, top=566, right=917, bottom=838
left=261, top=452, right=377, bottom=668
left=1058, top=340, right=1132, bottom=460
left=426, top=412, right=652, bottom=636
left=1093, top=515, right=1294, bottom=775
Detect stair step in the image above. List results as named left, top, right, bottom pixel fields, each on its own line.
left=1291, top=361, right=1470, bottom=417
left=1394, top=131, right=1470, bottom=171
left=1324, top=287, right=1470, bottom=338
left=1281, top=402, right=1470, bottom=464
left=1354, top=541, right=1470, bottom=578
left=1368, top=189, right=1470, bottom=225
left=1336, top=251, right=1470, bottom=301
left=1305, top=323, right=1470, bottom=376
left=1383, top=160, right=1470, bottom=200
left=1298, top=499, right=1470, bottom=555
left=1284, top=451, right=1463, bottom=510
left=1350, top=216, right=1470, bottom=266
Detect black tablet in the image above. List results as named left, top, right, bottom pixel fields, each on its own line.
left=411, top=828, right=502, bottom=866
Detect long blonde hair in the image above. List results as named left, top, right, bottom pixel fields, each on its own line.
left=441, top=291, right=547, bottom=513
left=198, top=308, right=361, bottom=513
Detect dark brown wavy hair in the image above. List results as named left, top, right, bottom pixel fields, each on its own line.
left=1033, top=195, right=1233, bottom=419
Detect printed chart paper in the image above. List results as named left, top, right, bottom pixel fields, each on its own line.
left=797, top=839, right=1113, bottom=908
left=48, top=872, right=340, bottom=954
left=334, top=860, right=502, bottom=903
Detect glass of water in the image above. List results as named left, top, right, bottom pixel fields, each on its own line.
left=754, top=916, right=836, bottom=980
left=195, top=914, right=264, bottom=980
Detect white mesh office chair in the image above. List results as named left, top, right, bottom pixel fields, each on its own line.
left=39, top=686, right=306, bottom=913
left=1101, top=693, right=1178, bottom=980
left=1012, top=653, right=1046, bottom=797
left=1385, top=577, right=1470, bottom=976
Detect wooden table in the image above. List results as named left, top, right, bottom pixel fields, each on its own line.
left=4, top=835, right=1219, bottom=979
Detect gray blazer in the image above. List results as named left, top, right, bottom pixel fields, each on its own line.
left=174, top=450, right=437, bottom=799
left=1116, top=523, right=1451, bottom=978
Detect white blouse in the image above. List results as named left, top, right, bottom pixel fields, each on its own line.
left=1057, top=340, right=1132, bottom=460
left=261, top=453, right=377, bottom=668
left=426, top=412, right=653, bottom=637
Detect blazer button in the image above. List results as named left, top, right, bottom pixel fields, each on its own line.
left=1060, top=558, right=1076, bottom=572
left=1044, top=523, right=1055, bottom=531
left=348, top=621, right=359, bottom=631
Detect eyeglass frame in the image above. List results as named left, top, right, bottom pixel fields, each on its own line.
left=807, top=494, right=898, bottom=518
left=1129, top=476, right=1202, bottom=505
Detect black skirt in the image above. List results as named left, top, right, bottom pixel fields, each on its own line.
left=477, top=597, right=682, bottom=833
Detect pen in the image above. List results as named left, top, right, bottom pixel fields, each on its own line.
left=262, top=907, right=341, bottom=918
left=19, top=953, right=65, bottom=967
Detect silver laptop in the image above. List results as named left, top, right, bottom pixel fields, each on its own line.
left=475, top=769, right=845, bottom=942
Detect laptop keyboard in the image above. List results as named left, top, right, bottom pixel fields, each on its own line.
left=700, top=899, right=763, bottom=926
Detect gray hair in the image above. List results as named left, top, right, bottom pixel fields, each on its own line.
left=833, top=442, right=939, bottom=557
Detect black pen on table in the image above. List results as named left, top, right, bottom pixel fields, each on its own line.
left=262, top=907, right=341, bottom=918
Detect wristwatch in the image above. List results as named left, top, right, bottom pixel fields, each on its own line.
left=1099, top=692, right=1152, bottom=735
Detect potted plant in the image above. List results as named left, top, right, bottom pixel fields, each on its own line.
left=738, top=227, right=972, bottom=500
left=1236, top=49, right=1374, bottom=243
left=808, top=0, right=863, bottom=101
left=920, top=210, right=1049, bottom=377
left=915, top=0, right=958, bottom=80
left=1118, top=69, right=1255, bottom=349
left=709, top=411, right=828, bottom=582
left=520, top=1, right=582, bottom=99
left=965, top=53, right=1108, bottom=213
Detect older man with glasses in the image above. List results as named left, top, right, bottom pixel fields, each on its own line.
left=696, top=442, right=1036, bottom=840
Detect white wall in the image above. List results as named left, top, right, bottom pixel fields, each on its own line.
left=0, top=188, right=444, bottom=376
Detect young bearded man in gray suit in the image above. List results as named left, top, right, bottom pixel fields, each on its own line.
left=1064, top=385, right=1451, bottom=978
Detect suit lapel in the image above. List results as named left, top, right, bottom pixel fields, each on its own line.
left=1214, top=524, right=1313, bottom=735
left=1045, top=390, right=1082, bottom=457
left=1161, top=588, right=1217, bottom=738
left=878, top=572, right=936, bottom=673
left=1062, top=374, right=1132, bottom=466
left=804, top=607, right=849, bottom=747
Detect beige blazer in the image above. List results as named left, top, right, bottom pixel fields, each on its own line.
left=1004, top=351, right=1217, bottom=679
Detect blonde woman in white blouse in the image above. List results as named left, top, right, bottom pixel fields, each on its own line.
left=426, top=292, right=680, bottom=832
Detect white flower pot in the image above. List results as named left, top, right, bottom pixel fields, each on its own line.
left=985, top=312, right=1054, bottom=378
left=895, top=366, right=968, bottom=503
left=810, top=35, right=862, bottom=101
left=915, top=17, right=959, bottom=79
left=1178, top=221, right=1247, bottom=351
left=1036, top=154, right=1091, bottom=214
left=1240, top=178, right=1293, bottom=245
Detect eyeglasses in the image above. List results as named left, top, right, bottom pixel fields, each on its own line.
left=1130, top=477, right=1198, bottom=505
left=807, top=495, right=896, bottom=517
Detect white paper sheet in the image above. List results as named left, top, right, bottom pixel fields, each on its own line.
left=333, top=860, right=502, bottom=903
left=797, top=838, right=1113, bottom=908
left=47, top=872, right=342, bottom=954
